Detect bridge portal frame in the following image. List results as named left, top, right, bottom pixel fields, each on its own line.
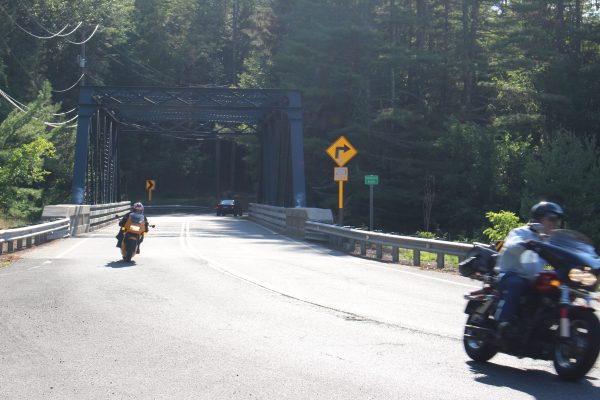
left=71, top=86, right=306, bottom=207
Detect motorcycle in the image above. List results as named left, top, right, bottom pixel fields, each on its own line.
left=117, top=214, right=154, bottom=262
left=459, top=229, right=600, bottom=381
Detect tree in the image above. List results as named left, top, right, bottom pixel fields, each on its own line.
left=0, top=82, right=68, bottom=221
left=522, top=130, right=600, bottom=239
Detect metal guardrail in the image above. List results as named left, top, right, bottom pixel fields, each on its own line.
left=89, top=201, right=131, bottom=231
left=248, top=203, right=287, bottom=232
left=0, top=218, right=70, bottom=255
left=305, top=222, right=474, bottom=268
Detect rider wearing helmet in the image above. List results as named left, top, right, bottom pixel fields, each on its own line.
left=116, top=202, right=149, bottom=253
left=495, top=201, right=564, bottom=335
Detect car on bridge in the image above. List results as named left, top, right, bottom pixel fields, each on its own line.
left=216, top=200, right=242, bottom=217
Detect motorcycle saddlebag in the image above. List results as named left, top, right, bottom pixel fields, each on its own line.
left=459, top=245, right=498, bottom=277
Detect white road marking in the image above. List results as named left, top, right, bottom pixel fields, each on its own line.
left=54, top=238, right=89, bottom=259
left=246, top=219, right=479, bottom=289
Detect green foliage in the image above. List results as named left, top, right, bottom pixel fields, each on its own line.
left=415, top=231, right=436, bottom=239
left=1, top=0, right=600, bottom=243
left=522, top=131, right=600, bottom=240
left=483, top=211, right=524, bottom=242
left=0, top=82, right=68, bottom=221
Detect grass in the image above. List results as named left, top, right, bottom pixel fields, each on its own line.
left=0, top=217, right=26, bottom=230
left=354, top=244, right=460, bottom=271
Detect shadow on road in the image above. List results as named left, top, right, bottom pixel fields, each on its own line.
left=467, top=360, right=599, bottom=399
left=105, top=260, right=135, bottom=268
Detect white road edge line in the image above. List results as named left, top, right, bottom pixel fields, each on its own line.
left=245, top=219, right=478, bottom=289
left=54, top=238, right=89, bottom=259
left=181, top=219, right=463, bottom=340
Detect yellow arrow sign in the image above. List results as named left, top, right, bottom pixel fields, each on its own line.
left=146, top=180, right=155, bottom=191
left=326, top=136, right=357, bottom=167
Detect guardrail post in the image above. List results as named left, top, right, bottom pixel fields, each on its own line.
left=16, top=239, right=23, bottom=251
left=0, top=243, right=3, bottom=255
left=360, top=241, right=367, bottom=256
left=413, top=250, right=421, bottom=266
left=392, top=246, right=399, bottom=263
left=437, top=253, right=445, bottom=269
left=376, top=244, right=383, bottom=259
left=7, top=241, right=14, bottom=253
left=26, top=237, right=33, bottom=248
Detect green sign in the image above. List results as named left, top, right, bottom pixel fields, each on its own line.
left=365, top=175, right=379, bottom=185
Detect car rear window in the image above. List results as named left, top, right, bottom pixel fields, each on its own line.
left=220, top=200, right=235, bottom=205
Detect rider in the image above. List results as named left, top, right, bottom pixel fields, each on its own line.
left=495, top=201, right=564, bottom=335
left=116, top=202, right=149, bottom=253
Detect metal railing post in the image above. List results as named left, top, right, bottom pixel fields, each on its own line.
left=392, top=246, right=399, bottom=263
left=437, top=253, right=445, bottom=269
left=413, top=250, right=421, bottom=266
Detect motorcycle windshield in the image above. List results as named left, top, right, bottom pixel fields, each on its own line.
left=547, top=230, right=600, bottom=271
left=130, top=213, right=145, bottom=224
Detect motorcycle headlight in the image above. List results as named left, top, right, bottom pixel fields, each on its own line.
left=569, top=268, right=598, bottom=287
left=130, top=225, right=141, bottom=232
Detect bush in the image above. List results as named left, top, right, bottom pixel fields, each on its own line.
left=483, top=211, right=524, bottom=242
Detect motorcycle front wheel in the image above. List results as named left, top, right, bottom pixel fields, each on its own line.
left=553, top=308, right=600, bottom=381
left=123, top=239, right=137, bottom=262
left=463, top=313, right=498, bottom=362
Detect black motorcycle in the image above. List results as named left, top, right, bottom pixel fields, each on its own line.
left=460, top=229, right=600, bottom=381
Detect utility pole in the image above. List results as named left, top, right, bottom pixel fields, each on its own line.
left=78, top=29, right=87, bottom=85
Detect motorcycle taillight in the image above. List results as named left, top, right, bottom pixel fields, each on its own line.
left=534, top=271, right=560, bottom=294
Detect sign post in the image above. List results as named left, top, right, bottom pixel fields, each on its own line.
left=364, top=175, right=379, bottom=231
left=146, top=180, right=155, bottom=202
left=326, top=137, right=357, bottom=225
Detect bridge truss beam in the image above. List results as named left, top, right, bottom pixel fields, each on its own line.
left=71, top=86, right=306, bottom=207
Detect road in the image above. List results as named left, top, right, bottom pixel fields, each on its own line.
left=1, top=213, right=598, bottom=399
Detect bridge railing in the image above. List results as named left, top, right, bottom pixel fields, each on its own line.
left=305, top=222, right=474, bottom=268
left=0, top=218, right=70, bottom=255
left=248, top=204, right=287, bottom=232
left=89, top=201, right=132, bottom=231
left=247, top=203, right=474, bottom=269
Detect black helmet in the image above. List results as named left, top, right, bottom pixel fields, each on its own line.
left=530, top=201, right=564, bottom=222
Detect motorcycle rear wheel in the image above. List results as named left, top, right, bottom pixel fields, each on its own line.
left=464, top=314, right=498, bottom=362
left=553, top=308, right=600, bottom=381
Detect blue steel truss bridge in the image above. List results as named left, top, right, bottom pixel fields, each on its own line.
left=71, top=86, right=306, bottom=207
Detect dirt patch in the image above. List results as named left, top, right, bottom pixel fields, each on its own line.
left=0, top=253, right=21, bottom=269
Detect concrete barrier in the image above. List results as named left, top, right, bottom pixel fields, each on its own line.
left=42, top=201, right=131, bottom=236
left=285, top=208, right=333, bottom=239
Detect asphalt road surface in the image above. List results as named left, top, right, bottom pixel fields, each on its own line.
left=1, top=213, right=598, bottom=399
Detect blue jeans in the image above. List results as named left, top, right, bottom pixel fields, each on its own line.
left=497, top=272, right=529, bottom=323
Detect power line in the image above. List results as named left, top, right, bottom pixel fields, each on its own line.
left=0, top=88, right=78, bottom=127
left=52, top=74, right=86, bottom=93
left=0, top=4, right=69, bottom=40
left=0, top=4, right=92, bottom=43
left=14, top=2, right=83, bottom=37
left=66, top=25, right=100, bottom=45
left=0, top=89, right=76, bottom=116
left=32, top=19, right=83, bottom=37
left=101, top=42, right=176, bottom=83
